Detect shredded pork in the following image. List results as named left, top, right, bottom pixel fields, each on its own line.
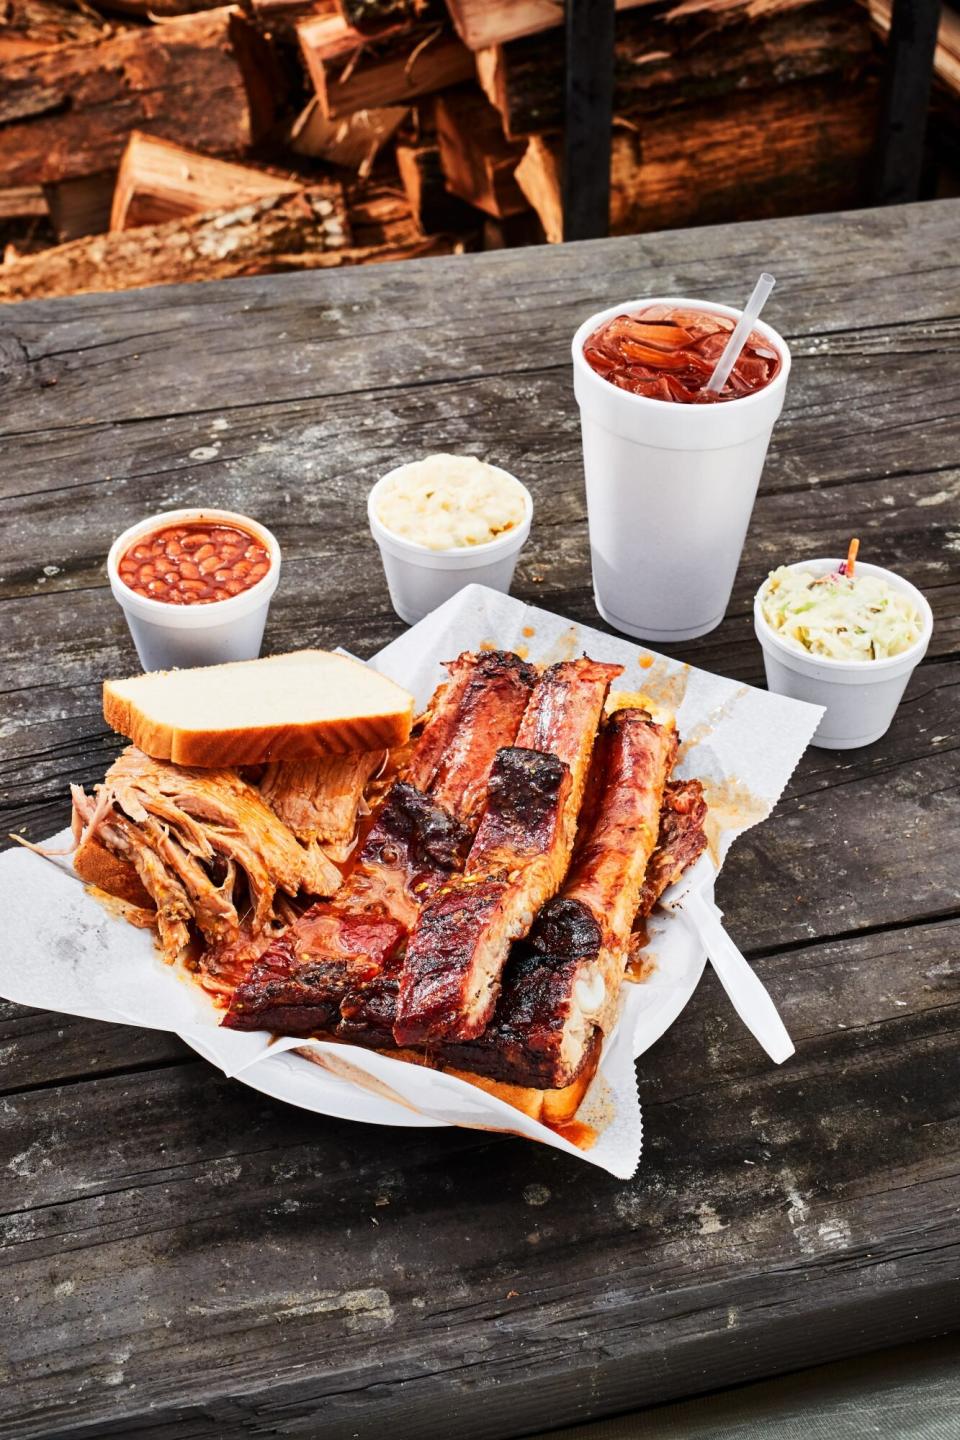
left=72, top=747, right=341, bottom=962
left=258, top=752, right=385, bottom=861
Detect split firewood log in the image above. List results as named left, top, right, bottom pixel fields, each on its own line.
left=110, top=133, right=302, bottom=231
left=298, top=15, right=473, bottom=117
left=477, top=0, right=871, bottom=138
left=0, top=186, right=471, bottom=302
left=0, top=7, right=275, bottom=188
left=289, top=98, right=409, bottom=173
left=434, top=87, right=527, bottom=218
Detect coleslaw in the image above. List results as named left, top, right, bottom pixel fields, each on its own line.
left=760, top=565, right=924, bottom=661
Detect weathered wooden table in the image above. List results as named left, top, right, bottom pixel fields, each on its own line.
left=1, top=200, right=958, bottom=1440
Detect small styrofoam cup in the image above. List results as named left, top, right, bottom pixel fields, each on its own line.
left=572, top=297, right=791, bottom=642
left=368, top=464, right=533, bottom=626
left=754, top=558, right=933, bottom=750
left=108, top=507, right=281, bottom=672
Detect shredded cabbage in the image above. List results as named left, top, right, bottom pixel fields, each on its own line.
left=760, top=566, right=923, bottom=661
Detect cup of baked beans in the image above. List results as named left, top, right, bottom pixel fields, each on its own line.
left=108, top=508, right=281, bottom=671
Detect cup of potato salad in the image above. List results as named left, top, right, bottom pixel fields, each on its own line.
left=368, top=454, right=533, bottom=624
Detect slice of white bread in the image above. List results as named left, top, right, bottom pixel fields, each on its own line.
left=103, top=650, right=415, bottom=767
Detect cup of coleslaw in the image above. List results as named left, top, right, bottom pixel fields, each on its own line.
left=754, top=558, right=933, bottom=749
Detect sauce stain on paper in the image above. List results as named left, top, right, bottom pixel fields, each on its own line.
left=676, top=686, right=749, bottom=763
left=553, top=1120, right=597, bottom=1150
left=625, top=949, right=657, bottom=984
left=700, top=776, right=769, bottom=864
left=638, top=657, right=690, bottom=713
left=541, top=624, right=582, bottom=665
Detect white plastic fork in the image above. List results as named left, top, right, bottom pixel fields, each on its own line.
left=659, top=854, right=795, bottom=1064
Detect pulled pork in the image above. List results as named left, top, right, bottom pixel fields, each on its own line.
left=72, top=747, right=341, bottom=962
left=258, top=751, right=386, bottom=862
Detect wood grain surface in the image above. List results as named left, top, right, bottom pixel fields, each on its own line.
left=1, top=200, right=958, bottom=1440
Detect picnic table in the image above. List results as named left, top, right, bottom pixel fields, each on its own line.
left=1, top=199, right=958, bottom=1440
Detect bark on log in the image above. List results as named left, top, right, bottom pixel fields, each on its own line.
left=91, top=0, right=227, bottom=14
left=298, top=17, right=474, bottom=116
left=0, top=0, right=117, bottom=57
left=110, top=132, right=301, bottom=231
left=0, top=188, right=349, bottom=301
left=247, top=0, right=339, bottom=37
left=435, top=87, right=527, bottom=217
left=0, top=8, right=272, bottom=188
left=335, top=0, right=425, bottom=28
left=396, top=139, right=476, bottom=232
left=609, top=74, right=879, bottom=234
left=480, top=0, right=874, bottom=138
left=0, top=190, right=470, bottom=302
left=515, top=74, right=879, bottom=242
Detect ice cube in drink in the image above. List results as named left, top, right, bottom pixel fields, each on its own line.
left=583, top=303, right=781, bottom=404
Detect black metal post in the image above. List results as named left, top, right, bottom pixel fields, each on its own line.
left=562, top=0, right=616, bottom=241
left=873, top=0, right=943, bottom=205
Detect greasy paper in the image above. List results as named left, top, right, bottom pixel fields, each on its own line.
left=0, top=585, right=822, bottom=1178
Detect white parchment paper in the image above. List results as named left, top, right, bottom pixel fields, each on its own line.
left=0, top=585, right=822, bottom=1177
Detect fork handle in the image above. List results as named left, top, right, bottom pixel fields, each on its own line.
left=680, top=889, right=795, bottom=1064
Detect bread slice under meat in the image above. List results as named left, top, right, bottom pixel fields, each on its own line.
left=73, top=832, right=154, bottom=910
left=296, top=1040, right=598, bottom=1126
left=103, top=650, right=414, bottom=767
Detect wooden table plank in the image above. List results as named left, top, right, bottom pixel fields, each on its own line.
left=2, top=920, right=957, bottom=1438
left=2, top=203, right=957, bottom=433
left=1, top=199, right=958, bottom=1439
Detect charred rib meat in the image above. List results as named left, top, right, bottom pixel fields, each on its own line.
left=393, top=659, right=622, bottom=1045
left=223, top=651, right=535, bottom=1033
left=437, top=708, right=677, bottom=1087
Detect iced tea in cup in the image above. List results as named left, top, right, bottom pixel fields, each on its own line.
left=571, top=298, right=790, bottom=641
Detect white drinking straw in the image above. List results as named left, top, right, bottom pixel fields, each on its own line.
left=705, top=272, right=776, bottom=395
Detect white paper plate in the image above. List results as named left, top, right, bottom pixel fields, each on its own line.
left=0, top=585, right=821, bottom=1174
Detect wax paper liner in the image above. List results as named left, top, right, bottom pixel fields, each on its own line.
left=0, top=585, right=822, bottom=1178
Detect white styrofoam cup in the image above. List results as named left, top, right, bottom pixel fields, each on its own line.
left=572, top=297, right=791, bottom=642
left=368, top=465, right=533, bottom=625
left=108, top=508, right=281, bottom=672
left=754, top=558, right=933, bottom=750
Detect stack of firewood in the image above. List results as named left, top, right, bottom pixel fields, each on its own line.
left=0, top=0, right=903, bottom=302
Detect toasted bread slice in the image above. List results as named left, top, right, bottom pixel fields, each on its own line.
left=73, top=832, right=155, bottom=910
left=103, top=650, right=414, bottom=767
left=295, top=1041, right=598, bottom=1129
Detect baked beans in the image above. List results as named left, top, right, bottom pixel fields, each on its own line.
left=118, top=523, right=271, bottom=604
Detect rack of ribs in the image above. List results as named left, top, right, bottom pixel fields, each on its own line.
left=393, top=658, right=623, bottom=1046
left=339, top=743, right=708, bottom=1079
left=223, top=651, right=537, bottom=1034
left=434, top=707, right=678, bottom=1087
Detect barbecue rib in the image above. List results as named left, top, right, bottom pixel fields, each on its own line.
left=436, top=708, right=677, bottom=1087
left=339, top=762, right=708, bottom=1076
left=71, top=747, right=340, bottom=962
left=393, top=658, right=622, bottom=1046
left=404, top=649, right=539, bottom=823
left=636, top=779, right=708, bottom=918
left=223, top=650, right=537, bottom=1034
